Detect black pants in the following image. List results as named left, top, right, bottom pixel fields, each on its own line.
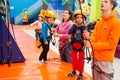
left=39, top=41, right=50, bottom=61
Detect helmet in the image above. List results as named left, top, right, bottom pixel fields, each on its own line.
left=38, top=14, right=44, bottom=18
left=40, top=9, right=46, bottom=15
left=39, top=9, right=46, bottom=18
left=74, top=10, right=86, bottom=20
left=45, top=10, right=56, bottom=19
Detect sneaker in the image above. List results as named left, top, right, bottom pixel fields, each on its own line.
left=76, top=75, right=83, bottom=80
left=38, top=61, right=42, bottom=65
left=44, top=61, right=49, bottom=64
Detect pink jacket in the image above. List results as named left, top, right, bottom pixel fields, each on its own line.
left=30, top=20, right=42, bottom=29
left=56, top=20, right=73, bottom=46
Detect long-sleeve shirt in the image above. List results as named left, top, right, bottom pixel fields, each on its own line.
left=41, top=22, right=52, bottom=42
left=90, top=12, right=120, bottom=62
left=68, top=24, right=86, bottom=42
left=56, top=20, right=73, bottom=46
left=29, top=20, right=42, bottom=29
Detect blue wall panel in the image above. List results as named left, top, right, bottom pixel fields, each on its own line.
left=10, top=0, right=38, bottom=18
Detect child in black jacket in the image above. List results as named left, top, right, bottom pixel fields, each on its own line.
left=68, top=10, right=87, bottom=80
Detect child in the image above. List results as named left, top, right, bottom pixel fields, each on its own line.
left=28, top=14, right=44, bottom=40
left=38, top=10, right=56, bottom=64
left=67, top=10, right=87, bottom=80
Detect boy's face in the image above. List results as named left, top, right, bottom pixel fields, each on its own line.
left=75, top=14, right=83, bottom=25
left=47, top=17, right=55, bottom=24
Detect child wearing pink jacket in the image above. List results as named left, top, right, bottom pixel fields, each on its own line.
left=28, top=14, right=43, bottom=40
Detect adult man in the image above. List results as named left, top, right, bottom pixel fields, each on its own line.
left=83, top=0, right=120, bottom=80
